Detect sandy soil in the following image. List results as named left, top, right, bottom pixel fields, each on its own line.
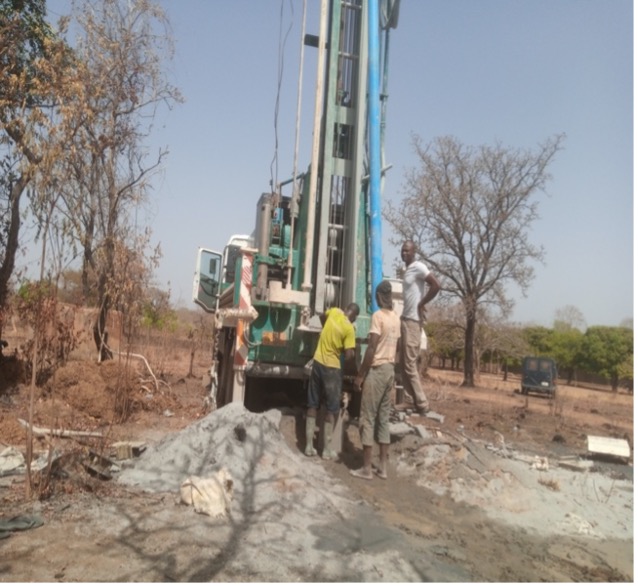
left=0, top=355, right=633, bottom=582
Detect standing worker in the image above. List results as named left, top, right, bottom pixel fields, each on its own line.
left=350, top=280, right=401, bottom=480
left=399, top=240, right=440, bottom=415
left=305, top=302, right=360, bottom=459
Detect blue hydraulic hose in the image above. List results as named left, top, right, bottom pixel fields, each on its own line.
left=368, top=0, right=382, bottom=311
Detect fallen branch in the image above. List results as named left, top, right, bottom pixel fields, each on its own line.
left=141, top=377, right=171, bottom=392
left=17, top=418, right=103, bottom=439
left=111, top=350, right=159, bottom=392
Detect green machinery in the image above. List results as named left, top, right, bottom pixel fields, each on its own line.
left=193, top=0, right=400, bottom=409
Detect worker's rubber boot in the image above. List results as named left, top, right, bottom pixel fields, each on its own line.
left=322, top=420, right=337, bottom=460
left=304, top=416, right=317, bottom=457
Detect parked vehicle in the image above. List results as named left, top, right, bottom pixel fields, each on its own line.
left=521, top=356, right=558, bottom=398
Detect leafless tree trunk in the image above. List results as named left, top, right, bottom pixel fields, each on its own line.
left=463, top=306, right=476, bottom=387
left=0, top=176, right=28, bottom=324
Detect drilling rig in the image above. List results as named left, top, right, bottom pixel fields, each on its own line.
left=193, top=0, right=400, bottom=410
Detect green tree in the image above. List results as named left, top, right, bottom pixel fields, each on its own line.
left=551, top=312, right=584, bottom=385
left=385, top=135, right=563, bottom=387
left=549, top=328, right=582, bottom=385
left=522, top=326, right=554, bottom=356
left=577, top=326, right=633, bottom=391
left=141, top=287, right=177, bottom=332
left=616, top=353, right=633, bottom=393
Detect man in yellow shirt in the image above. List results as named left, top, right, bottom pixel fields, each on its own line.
left=305, top=302, right=360, bottom=459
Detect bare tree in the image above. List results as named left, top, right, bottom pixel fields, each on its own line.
left=57, top=0, right=182, bottom=360
left=479, top=320, right=528, bottom=380
left=385, top=134, right=564, bottom=386
left=425, top=303, right=465, bottom=370
left=619, top=317, right=633, bottom=330
left=0, top=0, right=69, bottom=329
left=554, top=304, right=586, bottom=332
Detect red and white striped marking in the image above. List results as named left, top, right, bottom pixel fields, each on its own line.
left=233, top=251, right=254, bottom=371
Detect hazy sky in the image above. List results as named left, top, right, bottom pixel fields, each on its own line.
left=44, top=0, right=633, bottom=328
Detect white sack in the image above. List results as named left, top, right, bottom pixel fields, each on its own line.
left=180, top=468, right=234, bottom=517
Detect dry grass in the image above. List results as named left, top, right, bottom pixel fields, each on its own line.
left=423, top=367, right=633, bottom=457
left=538, top=477, right=561, bottom=491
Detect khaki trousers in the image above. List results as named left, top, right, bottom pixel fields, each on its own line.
left=399, top=318, right=428, bottom=410
left=359, top=363, right=394, bottom=446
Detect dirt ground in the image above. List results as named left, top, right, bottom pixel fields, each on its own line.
left=0, top=351, right=634, bottom=582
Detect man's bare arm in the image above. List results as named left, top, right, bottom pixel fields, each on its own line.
left=418, top=273, right=441, bottom=320
left=354, top=333, right=380, bottom=390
